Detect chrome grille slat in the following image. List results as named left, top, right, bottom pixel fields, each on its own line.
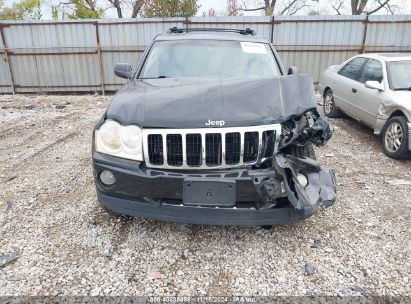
left=239, top=131, right=245, bottom=165
left=143, top=124, right=281, bottom=170
left=221, top=132, right=226, bottom=167
left=201, top=134, right=206, bottom=167
left=162, top=134, right=167, bottom=166
left=257, top=130, right=264, bottom=163
left=181, top=134, right=187, bottom=166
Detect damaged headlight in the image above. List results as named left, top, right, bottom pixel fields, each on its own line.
left=95, top=120, right=143, bottom=161
left=296, top=173, right=308, bottom=188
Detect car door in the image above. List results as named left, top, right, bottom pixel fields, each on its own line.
left=333, top=57, right=367, bottom=119
left=355, top=59, right=385, bottom=126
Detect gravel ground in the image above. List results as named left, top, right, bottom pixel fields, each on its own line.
left=0, top=94, right=410, bottom=297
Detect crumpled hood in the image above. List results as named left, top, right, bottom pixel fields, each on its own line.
left=106, top=75, right=317, bottom=128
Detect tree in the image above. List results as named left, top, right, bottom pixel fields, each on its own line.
left=107, top=0, right=123, bottom=17
left=237, top=0, right=317, bottom=16
left=101, top=0, right=144, bottom=18
left=50, top=0, right=101, bottom=19
left=331, top=0, right=396, bottom=15
left=241, top=0, right=276, bottom=15
left=143, top=0, right=199, bottom=17
left=331, top=0, right=344, bottom=14
left=66, top=0, right=101, bottom=18
left=206, top=8, right=217, bottom=16
left=351, top=0, right=391, bottom=14
left=0, top=0, right=42, bottom=20
left=226, top=0, right=243, bottom=16
left=202, top=7, right=216, bottom=16
left=130, top=0, right=145, bottom=17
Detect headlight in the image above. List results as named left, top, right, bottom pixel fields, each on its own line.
left=95, top=120, right=143, bottom=161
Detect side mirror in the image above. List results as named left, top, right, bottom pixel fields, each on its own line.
left=287, top=66, right=298, bottom=75
left=365, top=80, right=384, bottom=91
left=114, top=63, right=132, bottom=79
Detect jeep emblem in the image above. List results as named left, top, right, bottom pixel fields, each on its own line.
left=205, top=119, right=225, bottom=127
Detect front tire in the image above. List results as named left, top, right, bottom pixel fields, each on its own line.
left=323, top=89, right=340, bottom=118
left=381, top=116, right=410, bottom=159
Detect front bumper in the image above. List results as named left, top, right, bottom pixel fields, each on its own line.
left=93, top=152, right=336, bottom=225
left=97, top=193, right=319, bottom=225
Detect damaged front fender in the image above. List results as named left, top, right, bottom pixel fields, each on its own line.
left=279, top=110, right=333, bottom=150
left=272, top=107, right=337, bottom=210
left=254, top=107, right=337, bottom=211
left=248, top=106, right=336, bottom=211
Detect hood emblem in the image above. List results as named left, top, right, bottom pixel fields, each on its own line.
left=205, top=119, right=225, bottom=127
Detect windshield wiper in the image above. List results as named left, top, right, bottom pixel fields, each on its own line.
left=394, top=87, right=411, bottom=91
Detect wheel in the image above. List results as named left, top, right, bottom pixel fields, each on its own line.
left=323, top=89, right=340, bottom=118
left=381, top=116, right=410, bottom=159
left=289, top=144, right=316, bottom=160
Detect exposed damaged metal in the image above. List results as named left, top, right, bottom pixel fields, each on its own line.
left=248, top=108, right=336, bottom=211
left=279, top=110, right=333, bottom=149
left=277, top=109, right=336, bottom=210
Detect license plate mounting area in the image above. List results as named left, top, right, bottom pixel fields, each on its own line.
left=183, top=178, right=236, bottom=207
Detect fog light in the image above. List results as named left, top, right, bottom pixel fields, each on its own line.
left=296, top=173, right=308, bottom=187
left=100, top=170, right=116, bottom=185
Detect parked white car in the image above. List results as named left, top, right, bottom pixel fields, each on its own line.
left=319, top=53, right=411, bottom=159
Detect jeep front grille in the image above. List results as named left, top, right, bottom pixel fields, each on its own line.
left=143, top=124, right=281, bottom=169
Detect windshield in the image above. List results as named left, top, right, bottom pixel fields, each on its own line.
left=388, top=60, right=411, bottom=90
left=139, top=40, right=281, bottom=79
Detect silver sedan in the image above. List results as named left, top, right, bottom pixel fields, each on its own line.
left=319, top=53, right=411, bottom=159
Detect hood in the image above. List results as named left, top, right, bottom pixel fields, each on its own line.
left=106, top=75, right=317, bottom=128
left=392, top=90, right=411, bottom=113
left=393, top=90, right=411, bottom=101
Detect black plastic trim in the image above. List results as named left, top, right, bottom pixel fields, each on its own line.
left=97, top=192, right=319, bottom=225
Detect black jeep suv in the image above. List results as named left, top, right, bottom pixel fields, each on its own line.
left=92, top=28, right=336, bottom=225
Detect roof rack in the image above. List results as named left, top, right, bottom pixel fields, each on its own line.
left=168, top=27, right=256, bottom=36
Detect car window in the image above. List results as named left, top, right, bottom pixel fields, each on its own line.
left=139, top=40, right=281, bottom=79
left=387, top=60, right=411, bottom=90
left=358, top=59, right=383, bottom=83
left=338, top=57, right=367, bottom=80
